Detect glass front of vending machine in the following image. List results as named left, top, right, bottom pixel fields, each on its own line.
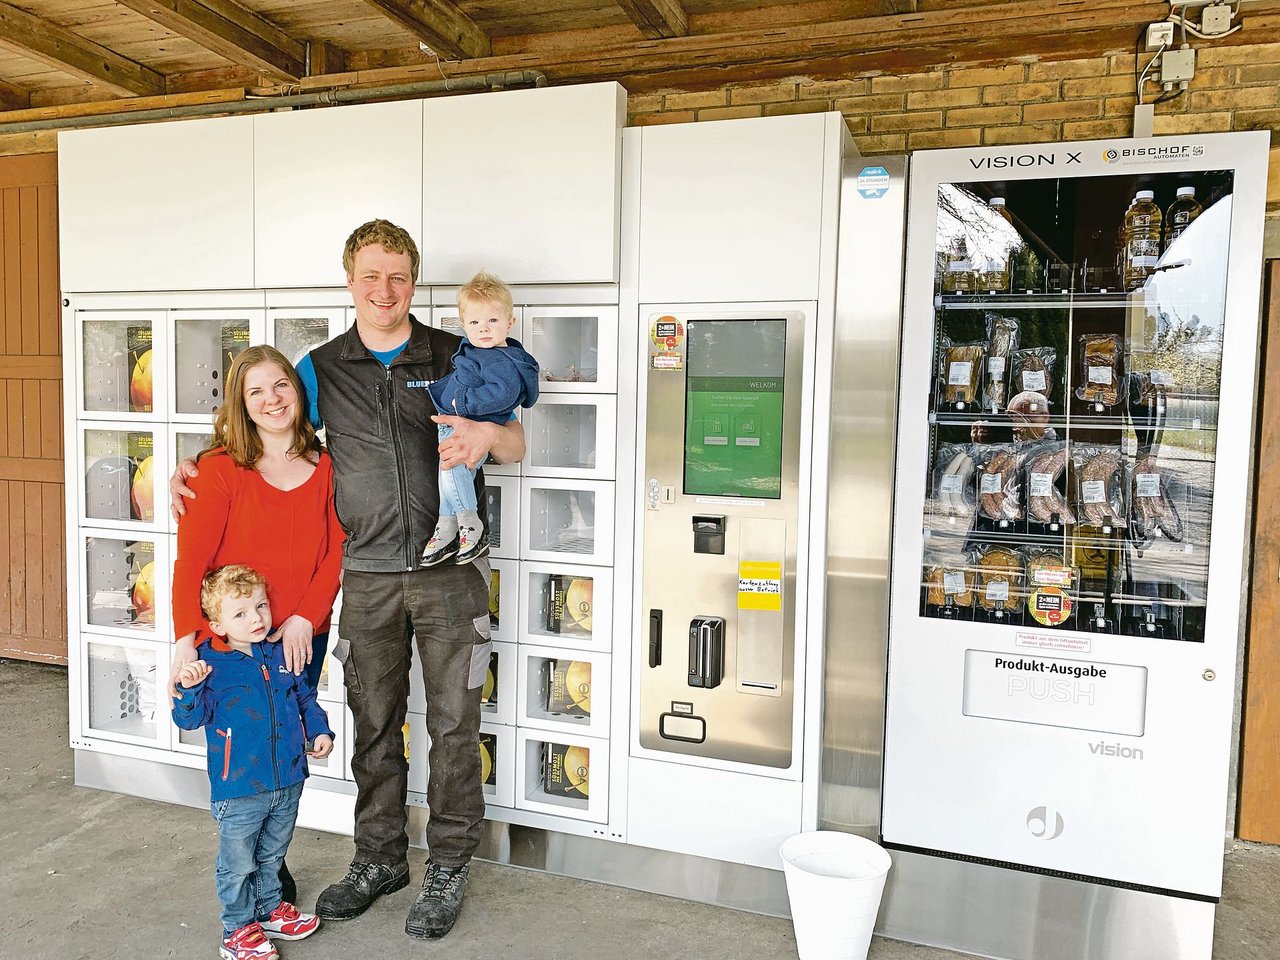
left=881, top=132, right=1270, bottom=960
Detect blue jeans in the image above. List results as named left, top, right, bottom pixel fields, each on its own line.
left=437, top=423, right=478, bottom=516
left=211, top=781, right=304, bottom=934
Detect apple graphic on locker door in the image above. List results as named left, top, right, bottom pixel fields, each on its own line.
left=131, top=455, right=155, bottom=521
left=132, top=561, right=156, bottom=624
left=130, top=349, right=153, bottom=413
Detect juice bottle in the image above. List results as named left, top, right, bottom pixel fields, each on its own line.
left=1122, top=189, right=1162, bottom=290
left=942, top=235, right=976, bottom=293
left=1164, top=186, right=1202, bottom=246
left=982, top=197, right=1012, bottom=292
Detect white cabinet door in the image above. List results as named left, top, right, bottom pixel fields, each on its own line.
left=59, top=116, right=255, bottom=292
left=254, top=101, right=424, bottom=288
left=637, top=113, right=832, bottom=303
left=422, top=82, right=625, bottom=284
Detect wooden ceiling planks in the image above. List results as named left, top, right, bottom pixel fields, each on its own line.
left=1, top=0, right=1278, bottom=115
left=111, top=0, right=307, bottom=82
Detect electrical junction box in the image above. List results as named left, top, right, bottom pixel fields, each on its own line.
left=1201, top=4, right=1233, bottom=35
left=1146, top=21, right=1175, bottom=49
left=1160, top=48, right=1197, bottom=84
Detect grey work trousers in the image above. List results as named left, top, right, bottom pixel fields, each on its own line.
left=336, top=561, right=491, bottom=868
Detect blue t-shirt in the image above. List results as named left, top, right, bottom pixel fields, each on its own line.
left=295, top=340, right=408, bottom=430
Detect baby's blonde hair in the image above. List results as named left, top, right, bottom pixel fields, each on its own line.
left=457, top=270, right=514, bottom=319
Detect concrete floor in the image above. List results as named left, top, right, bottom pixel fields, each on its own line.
left=2, top=658, right=1277, bottom=960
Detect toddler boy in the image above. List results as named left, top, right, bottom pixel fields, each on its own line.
left=421, top=271, right=539, bottom=566
left=173, top=565, right=335, bottom=960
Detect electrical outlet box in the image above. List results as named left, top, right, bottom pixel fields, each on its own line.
left=1201, top=4, right=1233, bottom=35
left=1146, top=21, right=1175, bottom=49
left=1160, top=47, right=1197, bottom=84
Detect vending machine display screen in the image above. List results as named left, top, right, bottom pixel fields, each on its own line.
left=683, top=319, right=786, bottom=498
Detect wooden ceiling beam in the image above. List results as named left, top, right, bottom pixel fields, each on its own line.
left=617, top=0, right=689, bottom=39
left=0, top=0, right=165, bottom=97
left=358, top=1, right=490, bottom=60
left=112, top=0, right=306, bottom=83
left=0, top=79, right=32, bottom=111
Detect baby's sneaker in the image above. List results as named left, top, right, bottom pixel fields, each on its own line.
left=260, top=902, right=320, bottom=941
left=420, top=519, right=459, bottom=567
left=455, top=522, right=489, bottom=565
left=220, top=922, right=279, bottom=960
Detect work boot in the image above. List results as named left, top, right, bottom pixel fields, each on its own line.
left=404, top=860, right=470, bottom=940
left=278, top=859, right=296, bottom=906
left=315, top=860, right=410, bottom=921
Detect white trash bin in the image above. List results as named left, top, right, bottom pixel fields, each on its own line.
left=780, top=831, right=892, bottom=960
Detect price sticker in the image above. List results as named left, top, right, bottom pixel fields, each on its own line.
left=988, top=357, right=1006, bottom=377
left=1029, top=472, right=1053, bottom=497
left=980, top=473, right=1003, bottom=494
left=940, top=474, right=963, bottom=493
left=948, top=362, right=972, bottom=386
left=1088, top=365, right=1113, bottom=385
left=1136, top=473, right=1161, bottom=498
left=1082, top=479, right=1107, bottom=504
left=1022, top=369, right=1047, bottom=391
left=1150, top=370, right=1174, bottom=386
left=985, top=580, right=1010, bottom=601
left=943, top=571, right=966, bottom=595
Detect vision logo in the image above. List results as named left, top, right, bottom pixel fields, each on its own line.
left=1103, top=149, right=1120, bottom=163
left=1026, top=806, right=1065, bottom=840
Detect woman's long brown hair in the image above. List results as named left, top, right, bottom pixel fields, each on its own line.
left=200, top=345, right=318, bottom=468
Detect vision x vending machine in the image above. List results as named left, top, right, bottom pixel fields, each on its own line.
left=880, top=131, right=1270, bottom=960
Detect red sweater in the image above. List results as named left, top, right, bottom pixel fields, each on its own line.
left=172, top=449, right=345, bottom=644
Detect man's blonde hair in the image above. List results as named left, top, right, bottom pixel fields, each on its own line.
left=201, top=564, right=268, bottom=623
left=457, top=270, right=514, bottom=319
left=342, top=219, right=421, bottom=281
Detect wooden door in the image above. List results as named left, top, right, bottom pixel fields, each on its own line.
left=0, top=154, right=64, bottom=664
left=1241, top=259, right=1280, bottom=843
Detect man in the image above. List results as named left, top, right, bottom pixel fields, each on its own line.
left=172, top=219, right=523, bottom=940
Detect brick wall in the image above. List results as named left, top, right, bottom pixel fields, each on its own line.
left=628, top=43, right=1280, bottom=213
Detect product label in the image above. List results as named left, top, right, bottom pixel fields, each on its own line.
left=985, top=580, right=1010, bottom=602
left=1132, top=256, right=1158, bottom=268
left=1173, top=211, right=1191, bottom=224
left=943, top=571, right=966, bottom=595
left=980, top=473, right=1003, bottom=494
left=1150, top=370, right=1174, bottom=386
left=1029, top=472, right=1053, bottom=497
left=1082, top=479, right=1107, bottom=504
left=939, top=474, right=963, bottom=494
left=1029, top=586, right=1073, bottom=627
left=1136, top=473, right=1161, bottom=498
left=948, top=261, right=972, bottom=272
left=948, top=361, right=972, bottom=386
left=1031, top=563, right=1073, bottom=586
left=1088, top=365, right=1113, bottom=385
left=988, top=356, right=1006, bottom=377
left=1022, top=369, right=1047, bottom=391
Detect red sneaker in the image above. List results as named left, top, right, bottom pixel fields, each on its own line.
left=260, top=901, right=320, bottom=941
left=219, top=922, right=279, bottom=960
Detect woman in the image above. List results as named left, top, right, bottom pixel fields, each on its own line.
left=169, top=345, right=345, bottom=901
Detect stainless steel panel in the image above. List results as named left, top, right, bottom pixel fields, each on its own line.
left=879, top=849, right=1215, bottom=960
left=638, top=309, right=807, bottom=767
left=819, top=155, right=908, bottom=836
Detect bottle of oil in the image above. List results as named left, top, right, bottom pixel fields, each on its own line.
left=1164, top=186, right=1202, bottom=246
left=942, top=235, right=976, bottom=293
left=982, top=197, right=1012, bottom=292
left=1122, top=189, right=1162, bottom=290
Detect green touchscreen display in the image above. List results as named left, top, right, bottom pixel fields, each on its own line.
left=683, top=319, right=786, bottom=498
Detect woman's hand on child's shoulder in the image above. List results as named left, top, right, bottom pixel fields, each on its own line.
left=308, top=734, right=334, bottom=760
left=177, top=660, right=212, bottom=689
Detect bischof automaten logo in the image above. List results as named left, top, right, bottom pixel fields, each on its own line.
left=1103, top=143, right=1206, bottom=163
left=1026, top=806, right=1065, bottom=840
